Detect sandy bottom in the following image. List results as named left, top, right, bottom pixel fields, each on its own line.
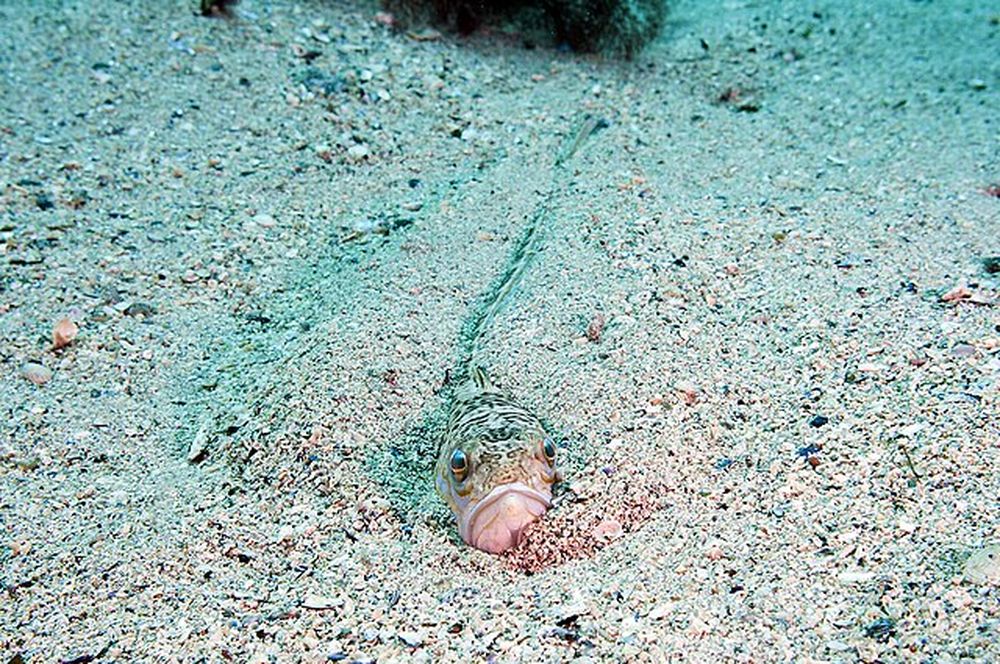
left=2, top=0, right=998, bottom=661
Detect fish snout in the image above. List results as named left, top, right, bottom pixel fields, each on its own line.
left=460, top=483, right=551, bottom=554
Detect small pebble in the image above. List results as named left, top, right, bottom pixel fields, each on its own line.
left=187, top=422, right=209, bottom=463
left=592, top=519, right=622, bottom=541
left=964, top=544, right=1000, bottom=585
left=951, top=343, right=976, bottom=358
left=124, top=302, right=156, bottom=317
left=940, top=285, right=971, bottom=302
left=808, top=415, right=829, bottom=428
left=586, top=313, right=605, bottom=342
left=347, top=144, right=369, bottom=161
left=35, top=193, right=54, bottom=210
left=398, top=631, right=423, bottom=648
left=303, top=594, right=341, bottom=610
left=254, top=213, right=277, bottom=228
left=21, top=363, right=52, bottom=385
left=864, top=617, right=895, bottom=643
left=52, top=317, right=78, bottom=350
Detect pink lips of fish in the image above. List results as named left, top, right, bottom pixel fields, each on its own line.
left=458, top=482, right=552, bottom=554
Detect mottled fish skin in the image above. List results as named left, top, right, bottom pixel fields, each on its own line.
left=436, top=367, right=557, bottom=553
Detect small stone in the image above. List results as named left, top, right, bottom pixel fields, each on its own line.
left=968, top=291, right=994, bottom=305
left=864, top=617, right=895, bottom=643
left=15, top=456, right=40, bottom=471
left=407, top=27, right=442, bottom=41
left=676, top=381, right=699, bottom=406
left=592, top=519, right=622, bottom=541
left=941, top=285, right=971, bottom=302
left=648, top=603, right=673, bottom=620
left=982, top=256, right=1000, bottom=274
left=254, top=213, right=277, bottom=228
left=10, top=539, right=32, bottom=556
left=303, top=594, right=342, bottom=610
left=586, top=313, right=605, bottom=343
left=839, top=570, right=875, bottom=583
left=21, top=363, right=52, bottom=385
left=398, top=631, right=423, bottom=648
left=964, top=544, right=1000, bottom=585
left=35, top=193, right=54, bottom=211
left=951, top=343, right=977, bottom=358
left=125, top=302, right=156, bottom=317
left=808, top=415, right=829, bottom=428
left=347, top=144, right=369, bottom=161
left=187, top=421, right=210, bottom=463
left=277, top=525, right=296, bottom=543
left=553, top=597, right=590, bottom=623
left=373, top=11, right=395, bottom=27
left=52, top=317, right=78, bottom=350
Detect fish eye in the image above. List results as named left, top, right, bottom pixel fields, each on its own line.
left=543, top=439, right=556, bottom=462
left=450, top=449, right=468, bottom=480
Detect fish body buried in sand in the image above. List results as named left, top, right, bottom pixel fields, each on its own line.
left=435, top=366, right=558, bottom=553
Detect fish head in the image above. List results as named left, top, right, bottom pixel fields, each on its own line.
left=436, top=428, right=558, bottom=554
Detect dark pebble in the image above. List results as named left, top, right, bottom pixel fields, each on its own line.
left=36, top=194, right=54, bottom=210
left=809, top=415, right=829, bottom=428
left=982, top=256, right=1000, bottom=274
left=797, top=443, right=821, bottom=458
left=864, top=617, right=896, bottom=643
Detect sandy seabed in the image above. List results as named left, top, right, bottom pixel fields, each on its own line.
left=2, top=0, right=998, bottom=661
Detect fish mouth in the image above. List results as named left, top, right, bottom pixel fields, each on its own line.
left=459, top=482, right=551, bottom=554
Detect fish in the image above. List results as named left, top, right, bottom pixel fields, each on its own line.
left=435, top=366, right=558, bottom=553
left=432, top=115, right=605, bottom=553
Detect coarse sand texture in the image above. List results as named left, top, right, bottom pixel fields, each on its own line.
left=2, top=0, right=998, bottom=662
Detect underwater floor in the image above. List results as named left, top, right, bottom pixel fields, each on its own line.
left=2, top=0, right=998, bottom=661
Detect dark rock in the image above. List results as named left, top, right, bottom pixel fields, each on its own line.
left=797, top=443, right=821, bottom=458
left=864, top=618, right=896, bottom=643
left=385, top=0, right=667, bottom=57
left=35, top=194, right=55, bottom=211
